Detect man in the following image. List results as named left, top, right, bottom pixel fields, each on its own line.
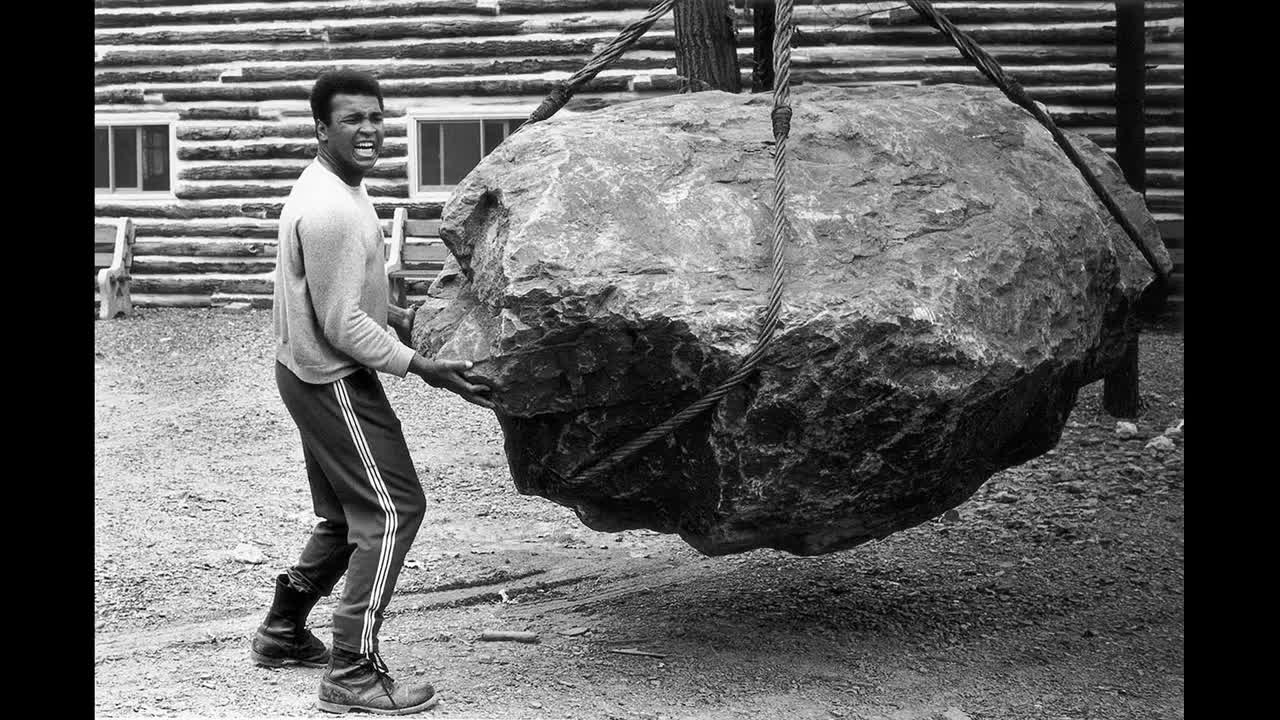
left=252, top=69, right=494, bottom=715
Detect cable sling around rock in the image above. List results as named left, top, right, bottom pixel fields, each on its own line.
left=487, top=0, right=1165, bottom=486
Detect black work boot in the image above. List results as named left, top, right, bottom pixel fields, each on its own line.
left=318, top=647, right=438, bottom=715
left=250, top=573, right=330, bottom=668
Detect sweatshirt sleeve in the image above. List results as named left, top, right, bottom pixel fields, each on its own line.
left=297, top=207, right=416, bottom=377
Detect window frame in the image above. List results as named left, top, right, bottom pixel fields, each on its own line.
left=94, top=113, right=178, bottom=199
left=406, top=103, right=540, bottom=201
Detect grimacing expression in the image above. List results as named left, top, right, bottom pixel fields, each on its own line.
left=317, top=93, right=385, bottom=181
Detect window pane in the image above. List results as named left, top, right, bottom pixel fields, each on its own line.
left=482, top=120, right=506, bottom=156
left=419, top=122, right=441, bottom=187
left=442, top=121, right=481, bottom=185
left=94, top=128, right=110, bottom=189
left=112, top=126, right=139, bottom=189
left=141, top=126, right=169, bottom=191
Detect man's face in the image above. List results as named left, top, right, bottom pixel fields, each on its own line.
left=316, top=92, right=384, bottom=182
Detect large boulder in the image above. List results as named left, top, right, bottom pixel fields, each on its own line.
left=412, top=84, right=1169, bottom=556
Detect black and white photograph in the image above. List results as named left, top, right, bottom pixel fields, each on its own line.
left=93, top=1, right=1185, bottom=718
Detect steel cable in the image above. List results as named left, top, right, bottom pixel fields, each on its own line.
left=903, top=0, right=1169, bottom=282
left=507, top=0, right=799, bottom=486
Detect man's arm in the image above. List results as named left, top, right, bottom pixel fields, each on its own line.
left=301, top=212, right=415, bottom=377
left=407, top=355, right=495, bottom=409
left=388, top=301, right=494, bottom=409
left=387, top=302, right=415, bottom=346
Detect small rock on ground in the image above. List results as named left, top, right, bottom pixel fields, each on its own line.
left=231, top=543, right=267, bottom=564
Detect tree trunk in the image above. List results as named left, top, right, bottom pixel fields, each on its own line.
left=673, top=0, right=741, bottom=92
left=751, top=1, right=775, bottom=92
left=1103, top=0, right=1146, bottom=419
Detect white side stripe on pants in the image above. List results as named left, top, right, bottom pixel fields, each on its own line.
left=334, top=379, right=398, bottom=656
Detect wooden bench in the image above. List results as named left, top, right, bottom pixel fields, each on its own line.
left=95, top=218, right=135, bottom=319
left=384, top=208, right=452, bottom=307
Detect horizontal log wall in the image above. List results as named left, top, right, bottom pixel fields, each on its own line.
left=95, top=0, right=1186, bottom=312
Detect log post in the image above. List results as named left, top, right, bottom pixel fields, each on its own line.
left=1102, top=0, right=1145, bottom=419
left=1114, top=2, right=1146, bottom=195
left=673, top=0, right=742, bottom=93
left=750, top=0, right=776, bottom=92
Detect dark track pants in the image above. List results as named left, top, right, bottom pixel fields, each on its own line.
left=275, top=361, right=425, bottom=656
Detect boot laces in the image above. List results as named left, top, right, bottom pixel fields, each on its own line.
left=369, top=652, right=390, bottom=677
left=367, top=651, right=396, bottom=701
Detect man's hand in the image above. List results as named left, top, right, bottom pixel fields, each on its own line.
left=409, top=356, right=495, bottom=410
left=387, top=303, right=416, bottom=346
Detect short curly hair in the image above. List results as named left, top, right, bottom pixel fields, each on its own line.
left=309, top=69, right=384, bottom=125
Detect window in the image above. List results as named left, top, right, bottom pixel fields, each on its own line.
left=94, top=123, right=172, bottom=194
left=413, top=116, right=526, bottom=192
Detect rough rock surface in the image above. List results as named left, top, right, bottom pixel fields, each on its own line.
left=413, top=84, right=1168, bottom=556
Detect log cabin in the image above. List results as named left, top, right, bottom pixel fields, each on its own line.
left=94, top=0, right=1185, bottom=315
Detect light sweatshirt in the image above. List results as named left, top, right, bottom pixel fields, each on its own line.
left=273, top=160, right=416, bottom=384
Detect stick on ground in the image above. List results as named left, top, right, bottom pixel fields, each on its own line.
left=479, top=630, right=540, bottom=644
left=607, top=648, right=667, bottom=659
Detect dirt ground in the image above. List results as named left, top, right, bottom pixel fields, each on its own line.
left=94, top=308, right=1183, bottom=720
